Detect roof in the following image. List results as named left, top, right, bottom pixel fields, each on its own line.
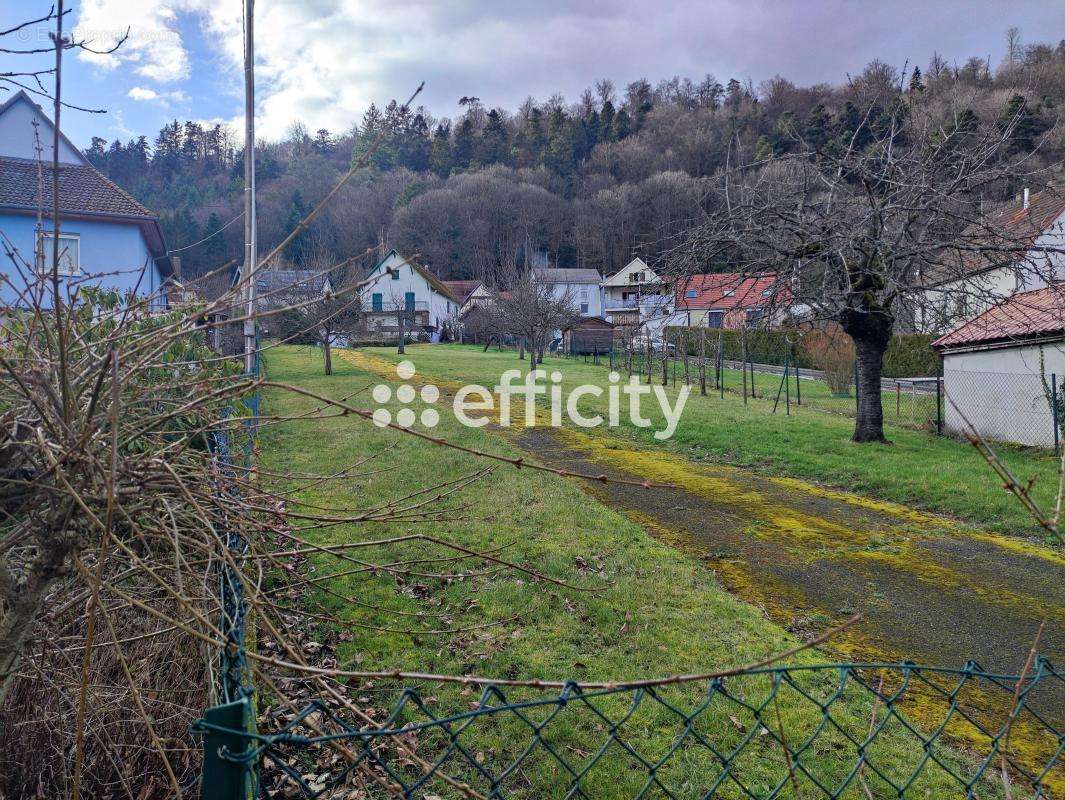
left=532, top=267, right=601, bottom=284
left=928, top=189, right=1065, bottom=285
left=370, top=249, right=459, bottom=302
left=255, top=268, right=331, bottom=294
left=676, top=273, right=783, bottom=309
left=601, top=257, right=664, bottom=287
left=443, top=280, right=484, bottom=304
left=932, top=284, right=1065, bottom=351
left=0, top=155, right=168, bottom=260
left=565, top=316, right=615, bottom=330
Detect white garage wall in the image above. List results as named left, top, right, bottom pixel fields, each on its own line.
left=942, top=341, right=1065, bottom=447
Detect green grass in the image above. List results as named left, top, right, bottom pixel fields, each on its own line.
left=257, top=345, right=1025, bottom=798
left=360, top=343, right=1059, bottom=537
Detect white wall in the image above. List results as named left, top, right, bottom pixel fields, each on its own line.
left=545, top=281, right=603, bottom=317
left=366, top=251, right=456, bottom=336
left=942, top=340, right=1065, bottom=447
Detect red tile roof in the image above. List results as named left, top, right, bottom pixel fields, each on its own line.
left=675, top=273, right=784, bottom=309
left=0, top=156, right=156, bottom=219
left=932, top=285, right=1065, bottom=350
left=928, top=189, right=1065, bottom=284
left=443, top=280, right=482, bottom=304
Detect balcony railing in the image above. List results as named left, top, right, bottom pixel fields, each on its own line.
left=362, top=300, right=430, bottom=313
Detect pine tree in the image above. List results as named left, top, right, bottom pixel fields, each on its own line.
left=599, top=100, right=616, bottom=142
left=478, top=109, right=510, bottom=166
left=451, top=117, right=477, bottom=171
left=429, top=123, right=452, bottom=177
left=513, top=106, right=546, bottom=166
left=908, top=66, right=925, bottom=94
left=612, top=108, right=632, bottom=140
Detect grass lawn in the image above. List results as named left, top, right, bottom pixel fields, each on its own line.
left=258, top=345, right=1028, bottom=798
left=359, top=343, right=1060, bottom=537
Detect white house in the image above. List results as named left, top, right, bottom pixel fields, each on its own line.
left=919, top=189, right=1065, bottom=333
left=443, top=280, right=491, bottom=316
left=532, top=267, right=603, bottom=317
left=933, top=285, right=1065, bottom=448
left=600, top=257, right=673, bottom=327
left=361, top=249, right=458, bottom=341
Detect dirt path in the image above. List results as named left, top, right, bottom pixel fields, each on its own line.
left=341, top=348, right=1064, bottom=715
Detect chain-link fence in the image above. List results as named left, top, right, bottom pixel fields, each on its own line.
left=944, top=370, right=1061, bottom=450
left=195, top=657, right=1062, bottom=800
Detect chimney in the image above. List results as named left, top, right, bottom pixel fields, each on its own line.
left=171, top=255, right=182, bottom=280
left=1023, top=187, right=1030, bottom=210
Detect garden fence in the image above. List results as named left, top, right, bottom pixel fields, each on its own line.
left=195, top=657, right=1063, bottom=799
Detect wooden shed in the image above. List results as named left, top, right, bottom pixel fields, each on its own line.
left=563, top=317, right=616, bottom=355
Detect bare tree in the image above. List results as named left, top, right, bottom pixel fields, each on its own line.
left=272, top=274, right=362, bottom=375
left=495, top=271, right=579, bottom=369
left=670, top=94, right=1063, bottom=442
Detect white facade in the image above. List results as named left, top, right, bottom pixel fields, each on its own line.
left=0, top=92, right=83, bottom=163
left=920, top=207, right=1065, bottom=333
left=601, top=257, right=673, bottom=325
left=533, top=268, right=603, bottom=318
left=363, top=250, right=457, bottom=340
left=941, top=340, right=1065, bottom=448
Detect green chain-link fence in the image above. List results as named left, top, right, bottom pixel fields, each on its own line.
left=195, top=656, right=1062, bottom=799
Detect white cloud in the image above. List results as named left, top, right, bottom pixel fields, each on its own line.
left=77, top=1, right=1065, bottom=142
left=128, top=86, right=189, bottom=104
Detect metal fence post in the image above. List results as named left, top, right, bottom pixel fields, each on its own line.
left=936, top=360, right=943, bottom=436
left=1053, top=373, right=1060, bottom=455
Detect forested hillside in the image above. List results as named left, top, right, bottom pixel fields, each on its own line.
left=85, top=35, right=1065, bottom=283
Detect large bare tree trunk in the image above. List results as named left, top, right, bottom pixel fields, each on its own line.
left=840, top=304, right=893, bottom=443
left=323, top=338, right=333, bottom=375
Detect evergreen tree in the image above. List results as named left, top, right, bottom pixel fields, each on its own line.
left=513, top=106, right=546, bottom=166
left=908, top=66, right=925, bottom=94
left=478, top=109, right=511, bottom=166
left=86, top=137, right=108, bottom=170
left=599, top=100, right=616, bottom=142
left=612, top=108, right=632, bottom=140
left=999, top=94, right=1048, bottom=154
left=313, top=129, right=335, bottom=155
left=451, top=117, right=477, bottom=171
left=283, top=191, right=310, bottom=264
left=429, top=123, right=452, bottom=177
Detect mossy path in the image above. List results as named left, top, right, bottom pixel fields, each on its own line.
left=339, top=347, right=1064, bottom=789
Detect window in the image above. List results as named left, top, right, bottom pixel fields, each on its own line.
left=707, top=310, right=725, bottom=328
left=761, top=288, right=772, bottom=297
left=579, top=286, right=589, bottom=300
left=391, top=267, right=401, bottom=280
left=685, top=289, right=698, bottom=299
left=404, top=291, right=415, bottom=311
left=745, top=308, right=765, bottom=328
left=723, top=289, right=735, bottom=297
left=580, top=303, right=589, bottom=314
left=371, top=293, right=383, bottom=311
left=39, top=232, right=80, bottom=275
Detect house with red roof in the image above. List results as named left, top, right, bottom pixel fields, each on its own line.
left=918, top=188, right=1065, bottom=334
left=932, top=285, right=1065, bottom=447
left=0, top=91, right=170, bottom=309
left=673, top=272, right=789, bottom=329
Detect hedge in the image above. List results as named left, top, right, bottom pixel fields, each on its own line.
left=663, top=327, right=940, bottom=378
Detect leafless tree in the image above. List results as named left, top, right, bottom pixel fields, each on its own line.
left=495, top=271, right=579, bottom=369
left=669, top=93, right=1063, bottom=442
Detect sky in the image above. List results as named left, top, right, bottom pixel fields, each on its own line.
left=2, top=0, right=1064, bottom=149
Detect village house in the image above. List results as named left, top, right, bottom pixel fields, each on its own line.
left=0, top=91, right=170, bottom=308
left=918, top=188, right=1065, bottom=334
left=255, top=267, right=333, bottom=309
left=443, top=279, right=491, bottom=316
left=600, top=257, right=673, bottom=328
left=672, top=273, right=787, bottom=329
left=532, top=267, right=603, bottom=318
left=361, top=249, right=459, bottom=341
left=933, top=285, right=1065, bottom=448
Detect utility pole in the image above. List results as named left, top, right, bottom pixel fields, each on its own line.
left=241, top=0, right=258, bottom=375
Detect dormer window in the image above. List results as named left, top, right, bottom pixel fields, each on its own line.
left=723, top=289, right=735, bottom=297
left=685, top=289, right=698, bottom=298
left=761, top=289, right=772, bottom=297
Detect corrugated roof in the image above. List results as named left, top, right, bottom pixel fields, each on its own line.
left=0, top=155, right=156, bottom=219
left=932, top=284, right=1065, bottom=350
left=532, top=267, right=602, bottom=284
left=675, top=273, right=783, bottom=309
